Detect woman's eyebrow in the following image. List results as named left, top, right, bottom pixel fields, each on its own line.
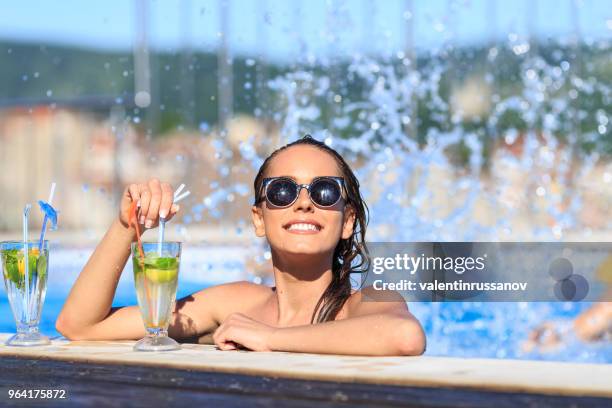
left=274, top=175, right=340, bottom=181
left=275, top=175, right=297, bottom=181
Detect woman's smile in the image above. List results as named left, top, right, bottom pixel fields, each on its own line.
left=283, top=219, right=323, bottom=234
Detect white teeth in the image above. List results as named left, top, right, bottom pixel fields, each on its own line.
left=287, top=223, right=320, bottom=231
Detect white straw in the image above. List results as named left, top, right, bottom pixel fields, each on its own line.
left=157, top=219, right=165, bottom=256
left=173, top=183, right=186, bottom=199
left=174, top=190, right=191, bottom=203
left=48, top=182, right=56, bottom=204
left=23, top=204, right=31, bottom=321
left=158, top=184, right=189, bottom=256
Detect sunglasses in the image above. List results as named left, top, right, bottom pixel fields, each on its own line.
left=257, top=176, right=345, bottom=208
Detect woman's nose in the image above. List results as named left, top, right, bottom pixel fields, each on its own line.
left=294, top=187, right=313, bottom=211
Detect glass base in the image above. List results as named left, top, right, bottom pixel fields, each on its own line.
left=6, top=332, right=51, bottom=347
left=134, top=332, right=180, bottom=352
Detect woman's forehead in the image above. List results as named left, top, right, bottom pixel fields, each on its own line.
left=266, top=145, right=342, bottom=180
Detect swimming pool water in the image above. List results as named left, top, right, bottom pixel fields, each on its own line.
left=1, top=247, right=610, bottom=364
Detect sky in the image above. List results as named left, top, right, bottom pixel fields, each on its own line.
left=0, top=0, right=610, bottom=61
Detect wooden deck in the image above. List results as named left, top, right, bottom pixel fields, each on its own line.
left=1, top=333, right=611, bottom=407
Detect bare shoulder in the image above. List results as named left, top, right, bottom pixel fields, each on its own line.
left=186, top=280, right=272, bottom=320
left=345, top=285, right=409, bottom=317
left=191, top=280, right=272, bottom=301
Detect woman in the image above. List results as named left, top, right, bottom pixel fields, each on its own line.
left=56, top=135, right=426, bottom=356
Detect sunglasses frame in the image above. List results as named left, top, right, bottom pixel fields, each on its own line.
left=257, top=176, right=346, bottom=208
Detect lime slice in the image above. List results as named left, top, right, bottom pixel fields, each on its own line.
left=2, top=250, right=21, bottom=287
left=148, top=257, right=178, bottom=270
left=36, top=254, right=48, bottom=279
left=145, top=267, right=178, bottom=283
left=1, top=249, right=41, bottom=288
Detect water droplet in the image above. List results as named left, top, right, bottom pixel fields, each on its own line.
left=134, top=91, right=151, bottom=108
left=199, top=122, right=210, bottom=132
left=512, top=43, right=530, bottom=55
left=46, top=90, right=53, bottom=97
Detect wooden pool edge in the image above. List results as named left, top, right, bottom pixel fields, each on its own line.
left=0, top=334, right=610, bottom=403
left=1, top=355, right=611, bottom=408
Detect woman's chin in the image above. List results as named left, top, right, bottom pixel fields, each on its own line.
left=277, top=243, right=331, bottom=257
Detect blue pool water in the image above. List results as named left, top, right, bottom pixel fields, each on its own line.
left=1, top=246, right=610, bottom=364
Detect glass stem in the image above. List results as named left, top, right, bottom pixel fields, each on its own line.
left=146, top=327, right=167, bottom=337
left=16, top=323, right=39, bottom=335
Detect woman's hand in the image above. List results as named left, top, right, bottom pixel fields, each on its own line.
left=119, top=178, right=179, bottom=230
left=213, top=313, right=277, bottom=352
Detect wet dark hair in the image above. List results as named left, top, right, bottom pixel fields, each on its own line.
left=253, top=135, right=370, bottom=324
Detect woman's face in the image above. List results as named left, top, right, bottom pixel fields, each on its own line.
left=251, top=145, right=355, bottom=258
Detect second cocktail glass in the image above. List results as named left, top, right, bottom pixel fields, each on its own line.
left=1, top=240, right=50, bottom=346
left=131, top=241, right=181, bottom=351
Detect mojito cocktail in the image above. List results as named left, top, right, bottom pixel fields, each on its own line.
left=1, top=241, right=50, bottom=346
left=132, top=242, right=181, bottom=351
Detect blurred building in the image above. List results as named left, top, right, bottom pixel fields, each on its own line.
left=0, top=104, right=279, bottom=237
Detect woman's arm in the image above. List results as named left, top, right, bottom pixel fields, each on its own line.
left=55, top=179, right=210, bottom=341
left=55, top=218, right=144, bottom=340
left=273, top=309, right=424, bottom=356
left=213, top=290, right=426, bottom=356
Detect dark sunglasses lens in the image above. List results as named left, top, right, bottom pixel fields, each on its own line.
left=311, top=179, right=341, bottom=206
left=267, top=179, right=297, bottom=206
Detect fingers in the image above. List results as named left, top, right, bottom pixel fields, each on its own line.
left=159, top=182, right=174, bottom=219
left=137, top=179, right=162, bottom=228
left=213, top=314, right=249, bottom=351
left=145, top=179, right=163, bottom=228
left=125, top=179, right=181, bottom=228
left=219, top=341, right=238, bottom=351
left=213, top=325, right=231, bottom=350
left=165, top=204, right=180, bottom=222
left=138, top=183, right=151, bottom=225
left=127, top=183, right=141, bottom=204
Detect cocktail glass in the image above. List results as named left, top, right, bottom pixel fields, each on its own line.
left=1, top=240, right=50, bottom=346
left=131, top=241, right=181, bottom=351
